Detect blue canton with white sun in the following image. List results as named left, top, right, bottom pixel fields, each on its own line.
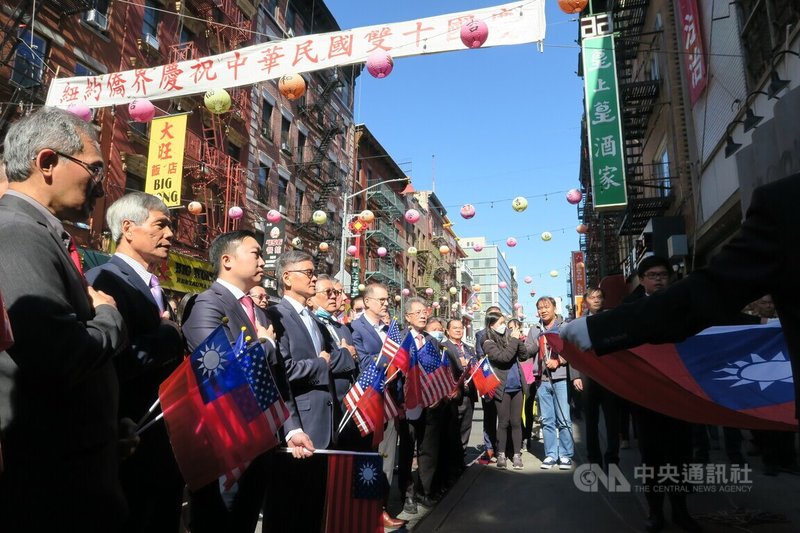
left=352, top=456, right=383, bottom=500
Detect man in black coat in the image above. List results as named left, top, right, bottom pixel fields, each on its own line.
left=0, top=107, right=127, bottom=532
left=86, top=192, right=185, bottom=533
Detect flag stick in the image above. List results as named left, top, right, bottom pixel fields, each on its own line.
left=135, top=412, right=164, bottom=436
left=279, top=447, right=382, bottom=457
left=135, top=397, right=161, bottom=429
left=464, top=356, right=487, bottom=385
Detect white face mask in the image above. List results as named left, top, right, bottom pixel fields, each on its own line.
left=492, top=324, right=507, bottom=335
left=429, top=330, right=445, bottom=342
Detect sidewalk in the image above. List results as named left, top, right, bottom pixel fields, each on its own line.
left=401, top=403, right=800, bottom=532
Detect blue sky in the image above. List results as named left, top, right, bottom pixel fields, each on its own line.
left=327, top=0, right=586, bottom=318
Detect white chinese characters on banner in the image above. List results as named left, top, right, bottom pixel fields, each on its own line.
left=46, top=1, right=546, bottom=108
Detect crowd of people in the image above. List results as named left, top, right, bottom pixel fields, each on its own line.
left=1, top=107, right=799, bottom=533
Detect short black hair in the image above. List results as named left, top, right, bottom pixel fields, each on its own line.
left=637, top=255, right=671, bottom=278
left=209, top=230, right=257, bottom=275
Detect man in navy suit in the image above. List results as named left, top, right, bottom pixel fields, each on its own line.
left=267, top=250, right=352, bottom=531
left=182, top=231, right=313, bottom=533
left=85, top=192, right=184, bottom=533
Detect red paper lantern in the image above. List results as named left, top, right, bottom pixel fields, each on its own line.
left=278, top=74, right=306, bottom=100
left=460, top=19, right=489, bottom=49
left=366, top=51, right=394, bottom=79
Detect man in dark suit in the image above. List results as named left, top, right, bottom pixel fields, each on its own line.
left=0, top=107, right=128, bottom=532
left=267, top=250, right=351, bottom=531
left=182, top=230, right=313, bottom=533
left=351, top=283, right=391, bottom=371
left=85, top=192, right=185, bottom=533
left=442, top=319, right=478, bottom=459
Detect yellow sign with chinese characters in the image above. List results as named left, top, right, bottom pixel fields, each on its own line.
left=145, top=114, right=187, bottom=207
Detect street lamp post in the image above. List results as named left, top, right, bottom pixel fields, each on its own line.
left=337, top=177, right=409, bottom=294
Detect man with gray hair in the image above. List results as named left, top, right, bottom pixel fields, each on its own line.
left=86, top=192, right=185, bottom=533
left=0, top=107, right=127, bottom=531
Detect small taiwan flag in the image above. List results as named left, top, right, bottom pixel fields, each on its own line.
left=324, top=454, right=384, bottom=533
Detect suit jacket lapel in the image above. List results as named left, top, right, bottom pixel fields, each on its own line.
left=279, top=298, right=316, bottom=350
left=212, top=282, right=255, bottom=340
left=109, top=256, right=160, bottom=311
left=358, top=315, right=383, bottom=347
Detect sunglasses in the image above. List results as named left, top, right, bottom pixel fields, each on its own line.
left=317, top=288, right=342, bottom=297
left=287, top=269, right=316, bottom=280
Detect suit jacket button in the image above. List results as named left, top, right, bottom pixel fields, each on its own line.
left=327, top=401, right=332, bottom=406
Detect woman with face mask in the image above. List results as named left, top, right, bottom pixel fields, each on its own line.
left=481, top=312, right=529, bottom=469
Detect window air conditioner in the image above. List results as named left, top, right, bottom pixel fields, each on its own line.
left=278, top=205, right=287, bottom=214
left=85, top=9, right=108, bottom=31
left=143, top=33, right=160, bottom=52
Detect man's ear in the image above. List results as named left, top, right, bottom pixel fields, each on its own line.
left=36, top=149, right=59, bottom=178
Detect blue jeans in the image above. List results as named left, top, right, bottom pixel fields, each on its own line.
left=536, top=379, right=574, bottom=460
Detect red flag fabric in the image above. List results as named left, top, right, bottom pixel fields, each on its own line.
left=470, top=357, right=501, bottom=398
left=403, top=344, right=423, bottom=419
left=159, top=328, right=279, bottom=490
left=548, top=324, right=796, bottom=431
left=324, top=454, right=383, bottom=533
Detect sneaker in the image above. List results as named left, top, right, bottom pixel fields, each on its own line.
left=540, top=456, right=557, bottom=470
left=496, top=453, right=507, bottom=469
left=512, top=453, right=523, bottom=470
left=558, top=457, right=573, bottom=470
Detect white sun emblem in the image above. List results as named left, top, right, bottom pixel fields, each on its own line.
left=196, top=342, right=226, bottom=376
left=359, top=462, right=377, bottom=486
left=713, top=351, right=794, bottom=390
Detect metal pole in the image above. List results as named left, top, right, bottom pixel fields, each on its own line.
left=338, top=197, right=349, bottom=291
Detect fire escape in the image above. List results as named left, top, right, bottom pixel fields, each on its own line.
left=169, top=0, right=252, bottom=254
left=364, top=181, right=404, bottom=288
left=579, top=0, right=663, bottom=284
left=0, top=0, right=92, bottom=130
left=293, top=70, right=346, bottom=270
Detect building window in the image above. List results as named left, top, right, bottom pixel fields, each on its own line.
left=285, top=4, right=296, bottom=33
left=294, top=188, right=304, bottom=221
left=125, top=171, right=145, bottom=192
left=227, top=141, right=240, bottom=162
left=278, top=177, right=289, bottom=207
left=12, top=29, right=46, bottom=88
left=297, top=131, right=306, bottom=163
left=261, top=100, right=273, bottom=138
left=143, top=0, right=160, bottom=37
left=180, top=27, right=194, bottom=45
left=257, top=165, right=270, bottom=204
left=737, top=0, right=800, bottom=86
left=74, top=62, right=96, bottom=77
left=653, top=144, right=671, bottom=198
left=280, top=116, right=291, bottom=149
left=267, top=0, right=278, bottom=17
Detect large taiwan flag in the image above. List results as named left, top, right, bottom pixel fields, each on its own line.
left=549, top=322, right=796, bottom=430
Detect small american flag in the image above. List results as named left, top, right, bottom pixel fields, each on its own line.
left=344, top=363, right=398, bottom=436
left=417, top=341, right=451, bottom=406
left=238, top=341, right=290, bottom=436
left=379, top=320, right=411, bottom=375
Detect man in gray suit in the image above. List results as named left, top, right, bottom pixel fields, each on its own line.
left=182, top=230, right=313, bottom=533
left=267, top=250, right=350, bottom=531
left=0, top=107, right=127, bottom=532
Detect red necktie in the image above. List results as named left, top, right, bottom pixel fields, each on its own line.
left=240, top=295, right=256, bottom=328
left=67, top=236, right=84, bottom=276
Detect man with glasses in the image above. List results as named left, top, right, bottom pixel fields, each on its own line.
left=249, top=285, right=269, bottom=310
left=267, top=251, right=350, bottom=531
left=348, top=295, right=365, bottom=323
left=0, top=107, right=127, bottom=532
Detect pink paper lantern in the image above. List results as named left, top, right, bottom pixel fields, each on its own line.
left=66, top=103, right=92, bottom=122
left=499, top=281, right=507, bottom=289
left=506, top=237, right=517, bottom=248
left=228, top=206, right=244, bottom=220
left=366, top=51, right=394, bottom=79
left=524, top=276, right=533, bottom=284
left=404, top=209, right=421, bottom=224
left=377, top=247, right=388, bottom=257
left=566, top=188, right=583, bottom=205
left=267, top=209, right=281, bottom=223
left=576, top=223, right=589, bottom=234
left=402, top=288, right=411, bottom=296
left=347, top=245, right=358, bottom=256
left=460, top=19, right=489, bottom=49
left=514, top=303, right=522, bottom=309
left=432, top=302, right=440, bottom=309
left=472, top=243, right=484, bottom=252
left=129, top=99, right=155, bottom=122
left=460, top=204, right=476, bottom=219
left=425, top=288, right=434, bottom=296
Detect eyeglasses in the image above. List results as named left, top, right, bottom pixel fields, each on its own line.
left=317, top=288, right=342, bottom=297
left=643, top=271, right=670, bottom=280
left=52, top=150, right=106, bottom=185
left=406, top=309, right=426, bottom=316
left=287, top=269, right=316, bottom=279
left=368, top=297, right=389, bottom=305
left=249, top=293, right=268, bottom=301
left=352, top=307, right=365, bottom=313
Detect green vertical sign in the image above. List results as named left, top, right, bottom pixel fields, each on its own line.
left=582, top=33, right=628, bottom=211
left=350, top=259, right=360, bottom=298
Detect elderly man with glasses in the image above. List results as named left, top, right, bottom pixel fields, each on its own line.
left=248, top=285, right=269, bottom=310
left=0, top=107, right=126, bottom=532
